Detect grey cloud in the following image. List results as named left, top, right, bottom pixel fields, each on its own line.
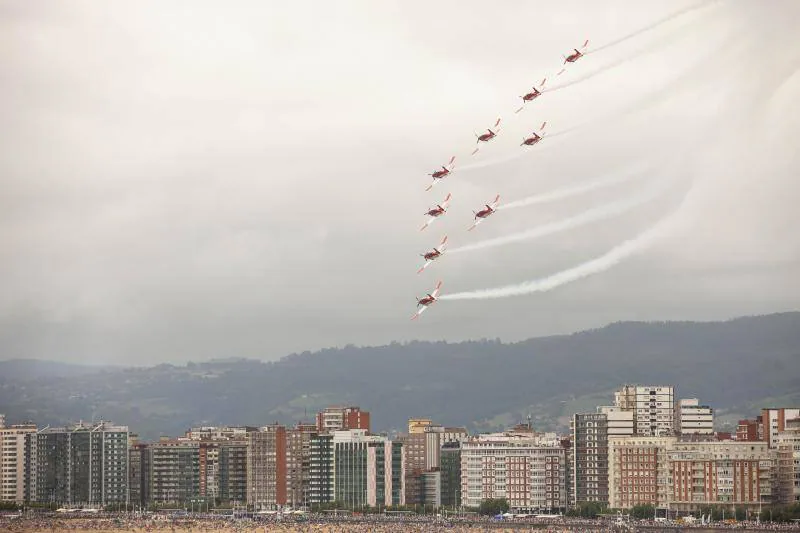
left=1, top=0, right=798, bottom=365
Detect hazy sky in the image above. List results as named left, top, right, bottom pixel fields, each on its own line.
left=1, top=0, right=798, bottom=365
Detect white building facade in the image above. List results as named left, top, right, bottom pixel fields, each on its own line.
left=0, top=422, right=37, bottom=503
left=677, top=398, right=714, bottom=435
left=615, top=385, right=676, bottom=436
left=461, top=434, right=566, bottom=511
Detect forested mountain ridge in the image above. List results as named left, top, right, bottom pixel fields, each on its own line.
left=1, top=312, right=798, bottom=440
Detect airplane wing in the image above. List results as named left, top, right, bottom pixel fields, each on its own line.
left=557, top=68, right=566, bottom=76
left=431, top=281, right=442, bottom=299
left=493, top=118, right=502, bottom=128
left=411, top=306, right=428, bottom=320
left=420, top=217, right=436, bottom=231
left=417, top=260, right=433, bottom=274
left=539, top=77, right=547, bottom=88
left=468, top=219, right=483, bottom=232
left=425, top=181, right=436, bottom=192
left=471, top=147, right=480, bottom=156
left=490, top=194, right=501, bottom=208
left=582, top=39, right=589, bottom=49
left=514, top=106, right=525, bottom=114
left=540, top=121, right=547, bottom=131
left=441, top=193, right=452, bottom=208
left=439, top=235, right=448, bottom=248
left=447, top=156, right=456, bottom=166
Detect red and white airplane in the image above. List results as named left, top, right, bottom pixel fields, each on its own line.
left=420, top=193, right=451, bottom=231
left=471, top=118, right=502, bottom=155
left=521, top=121, right=548, bottom=146
left=411, top=281, right=442, bottom=320
left=515, top=78, right=547, bottom=113
left=417, top=235, right=448, bottom=274
left=557, top=40, right=589, bottom=75
left=564, top=40, right=589, bottom=63
left=468, top=194, right=500, bottom=231
left=425, top=156, right=456, bottom=191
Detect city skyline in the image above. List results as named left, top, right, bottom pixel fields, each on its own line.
left=2, top=386, right=798, bottom=511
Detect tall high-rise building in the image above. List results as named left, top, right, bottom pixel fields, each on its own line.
left=147, top=439, right=201, bottom=503
left=460, top=434, right=567, bottom=511
left=762, top=408, right=800, bottom=448
left=571, top=407, right=634, bottom=506
left=614, top=385, right=675, bottom=436
left=218, top=442, right=248, bottom=505
left=332, top=430, right=403, bottom=507
left=440, top=442, right=461, bottom=508
left=0, top=422, right=36, bottom=503
left=128, top=440, right=148, bottom=509
left=316, top=406, right=370, bottom=434
left=774, top=417, right=800, bottom=504
left=677, top=398, right=714, bottom=435
left=247, top=425, right=287, bottom=510
left=285, top=423, right=316, bottom=508
left=571, top=413, right=609, bottom=505
left=309, top=434, right=334, bottom=504
left=31, top=422, right=129, bottom=506
left=401, top=421, right=443, bottom=505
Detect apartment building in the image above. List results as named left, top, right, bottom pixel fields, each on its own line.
left=774, top=418, right=800, bottom=504
left=668, top=440, right=774, bottom=511
left=316, top=406, right=370, bottom=433
left=147, top=439, right=201, bottom=503
left=440, top=442, right=461, bottom=508
left=31, top=422, right=129, bottom=506
left=402, top=422, right=443, bottom=505
left=461, top=434, right=566, bottom=511
left=332, top=430, right=403, bottom=507
left=615, top=385, right=676, bottom=436
left=737, top=418, right=764, bottom=442
left=442, top=427, right=469, bottom=445
left=247, top=425, right=286, bottom=509
left=571, top=414, right=606, bottom=505
left=0, top=422, right=36, bottom=503
left=218, top=442, right=248, bottom=504
left=677, top=398, right=714, bottom=435
left=762, top=408, right=800, bottom=448
left=309, top=433, right=334, bottom=504
left=128, top=440, right=148, bottom=508
left=608, top=435, right=676, bottom=510
left=182, top=426, right=255, bottom=442
left=285, top=423, right=316, bottom=507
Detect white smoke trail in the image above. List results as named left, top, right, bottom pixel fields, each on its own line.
left=449, top=174, right=667, bottom=254
left=440, top=209, right=681, bottom=300
left=502, top=164, right=650, bottom=209
left=545, top=5, right=716, bottom=95
left=588, top=0, right=719, bottom=55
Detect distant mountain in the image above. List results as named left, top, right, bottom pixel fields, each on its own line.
left=1, top=313, right=798, bottom=440
left=0, top=359, right=116, bottom=380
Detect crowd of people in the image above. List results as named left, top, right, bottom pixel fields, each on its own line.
left=2, top=512, right=799, bottom=532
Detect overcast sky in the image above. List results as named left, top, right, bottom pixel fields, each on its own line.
left=1, top=0, right=798, bottom=365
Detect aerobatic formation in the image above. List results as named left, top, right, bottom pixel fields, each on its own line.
left=411, top=1, right=720, bottom=320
